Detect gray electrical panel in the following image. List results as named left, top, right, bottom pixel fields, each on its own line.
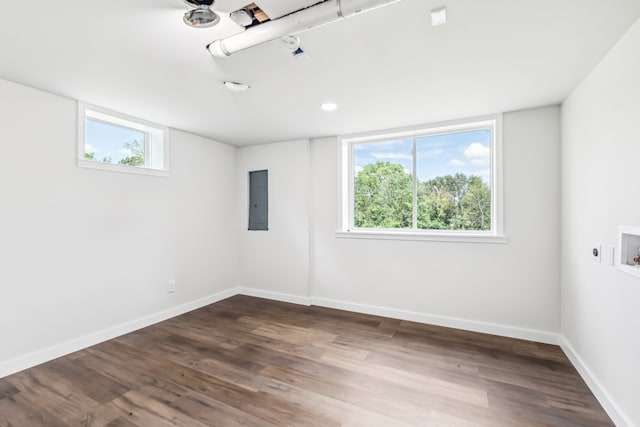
left=248, top=170, right=268, bottom=231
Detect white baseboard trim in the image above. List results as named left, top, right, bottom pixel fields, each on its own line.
left=0, top=288, right=561, bottom=381
left=5, top=287, right=627, bottom=425
left=560, top=337, right=632, bottom=427
left=311, top=297, right=560, bottom=345
left=0, top=288, right=237, bottom=379
left=232, top=290, right=559, bottom=345
left=236, top=287, right=311, bottom=306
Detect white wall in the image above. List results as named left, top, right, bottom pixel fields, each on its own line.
left=310, top=107, right=561, bottom=340
left=0, top=78, right=563, bottom=382
left=234, top=108, right=561, bottom=340
left=236, top=140, right=310, bottom=301
left=0, top=79, right=238, bottom=376
left=3, top=40, right=633, bottom=422
left=561, top=18, right=640, bottom=427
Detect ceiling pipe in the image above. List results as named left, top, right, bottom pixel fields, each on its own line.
left=207, top=0, right=401, bottom=57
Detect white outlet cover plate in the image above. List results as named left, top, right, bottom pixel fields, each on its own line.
left=592, top=244, right=602, bottom=262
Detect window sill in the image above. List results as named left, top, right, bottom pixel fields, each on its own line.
left=78, top=159, right=169, bottom=177
left=335, top=230, right=508, bottom=244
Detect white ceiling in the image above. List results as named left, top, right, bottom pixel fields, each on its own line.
left=1, top=0, right=639, bottom=146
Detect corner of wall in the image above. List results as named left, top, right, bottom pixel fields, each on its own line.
left=560, top=337, right=634, bottom=427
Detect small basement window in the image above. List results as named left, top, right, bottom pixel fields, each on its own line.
left=77, top=103, right=169, bottom=176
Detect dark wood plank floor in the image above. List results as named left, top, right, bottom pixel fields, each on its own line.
left=0, top=295, right=613, bottom=426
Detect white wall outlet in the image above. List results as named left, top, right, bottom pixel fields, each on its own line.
left=168, top=280, right=176, bottom=293
left=592, top=244, right=602, bottom=262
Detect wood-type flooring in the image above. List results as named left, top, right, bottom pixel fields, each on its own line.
left=0, top=295, right=613, bottom=426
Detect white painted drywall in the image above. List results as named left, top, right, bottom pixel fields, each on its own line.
left=234, top=107, right=561, bottom=338
left=309, top=107, right=561, bottom=337
left=561, top=18, right=640, bottom=427
left=0, top=79, right=238, bottom=369
left=236, top=140, right=310, bottom=300
left=0, top=78, right=562, bottom=381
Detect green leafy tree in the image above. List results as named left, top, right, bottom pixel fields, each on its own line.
left=354, top=161, right=412, bottom=228
left=354, top=165, right=491, bottom=231
left=461, top=176, right=491, bottom=230
left=119, top=139, right=145, bottom=167
left=418, top=174, right=466, bottom=230
left=418, top=173, right=470, bottom=229
left=418, top=173, right=491, bottom=231
left=84, top=151, right=112, bottom=163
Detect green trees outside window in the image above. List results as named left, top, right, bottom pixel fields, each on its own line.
left=350, top=123, right=495, bottom=232
left=355, top=162, right=413, bottom=228
left=117, top=140, right=145, bottom=167
left=354, top=161, right=491, bottom=231
left=85, top=139, right=145, bottom=167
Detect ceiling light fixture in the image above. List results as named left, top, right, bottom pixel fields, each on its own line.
left=321, top=102, right=338, bottom=112
left=223, top=81, right=250, bottom=93
left=207, top=0, right=401, bottom=58
left=183, top=0, right=220, bottom=28
left=430, top=6, right=447, bottom=26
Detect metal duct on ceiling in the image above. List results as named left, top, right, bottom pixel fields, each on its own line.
left=207, top=0, right=401, bottom=57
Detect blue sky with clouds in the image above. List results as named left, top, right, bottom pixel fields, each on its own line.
left=353, top=129, right=491, bottom=184
left=85, top=118, right=144, bottom=163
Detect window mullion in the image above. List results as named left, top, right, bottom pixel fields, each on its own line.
left=144, top=132, right=151, bottom=168
left=348, top=142, right=355, bottom=231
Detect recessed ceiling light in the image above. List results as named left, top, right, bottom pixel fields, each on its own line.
left=430, top=6, right=447, bottom=26
left=223, top=81, right=250, bottom=93
left=321, top=102, right=338, bottom=112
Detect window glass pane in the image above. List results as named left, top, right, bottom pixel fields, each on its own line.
left=85, top=118, right=146, bottom=167
left=353, top=138, right=413, bottom=229
left=416, top=129, right=491, bottom=231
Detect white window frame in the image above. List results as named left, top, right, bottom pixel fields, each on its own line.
left=337, top=115, right=506, bottom=243
left=77, top=102, right=170, bottom=177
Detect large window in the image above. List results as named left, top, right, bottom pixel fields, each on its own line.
left=77, top=103, right=169, bottom=176
left=340, top=116, right=504, bottom=242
